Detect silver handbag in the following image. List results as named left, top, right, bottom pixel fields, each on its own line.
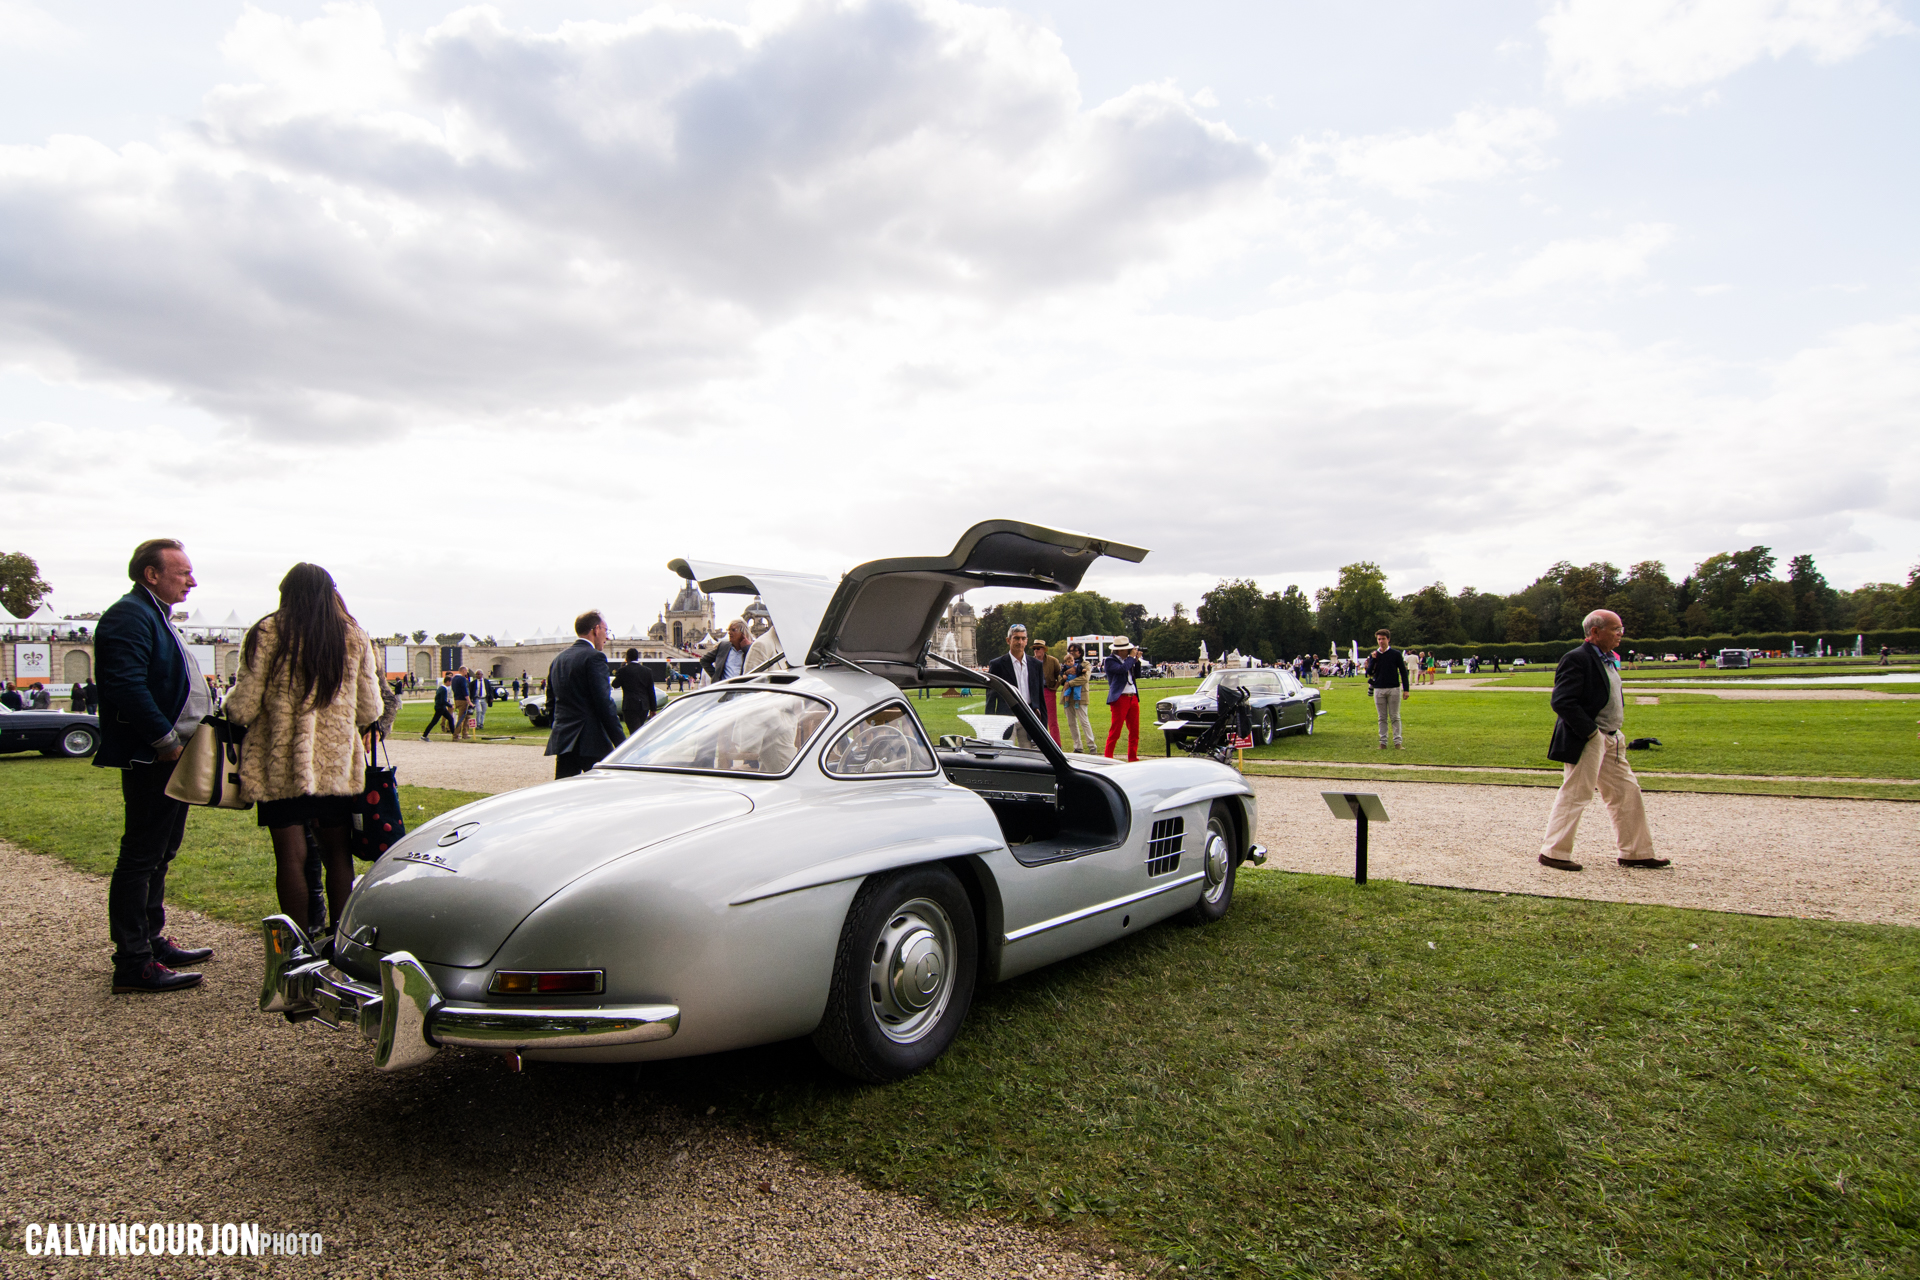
left=163, top=715, right=252, bottom=810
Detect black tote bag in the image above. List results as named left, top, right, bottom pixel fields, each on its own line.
left=349, top=736, right=405, bottom=861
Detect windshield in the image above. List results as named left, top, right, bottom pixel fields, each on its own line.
left=1195, top=670, right=1277, bottom=696
left=601, top=688, right=833, bottom=776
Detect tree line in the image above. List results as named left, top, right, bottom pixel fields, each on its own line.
left=976, top=547, right=1920, bottom=664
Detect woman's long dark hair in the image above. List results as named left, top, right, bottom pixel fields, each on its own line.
left=244, top=563, right=356, bottom=709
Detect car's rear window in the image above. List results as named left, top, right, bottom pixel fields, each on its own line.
left=601, top=688, right=833, bottom=777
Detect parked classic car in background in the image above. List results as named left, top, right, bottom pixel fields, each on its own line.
left=261, top=521, right=1265, bottom=1083
left=1155, top=667, right=1321, bottom=750
left=0, top=705, right=99, bottom=757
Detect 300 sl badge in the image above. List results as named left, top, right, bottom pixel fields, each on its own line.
left=395, top=850, right=457, bottom=871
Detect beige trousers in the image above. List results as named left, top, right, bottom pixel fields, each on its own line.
left=1061, top=700, right=1094, bottom=752
left=1541, top=730, right=1655, bottom=860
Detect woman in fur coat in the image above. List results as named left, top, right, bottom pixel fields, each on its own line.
left=226, top=563, right=386, bottom=939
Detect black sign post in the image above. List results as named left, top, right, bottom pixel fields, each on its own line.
left=1320, top=792, right=1389, bottom=885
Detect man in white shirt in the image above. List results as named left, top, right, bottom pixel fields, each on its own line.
left=986, top=623, right=1046, bottom=746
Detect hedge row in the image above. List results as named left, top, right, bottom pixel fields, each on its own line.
left=1414, top=628, right=1920, bottom=663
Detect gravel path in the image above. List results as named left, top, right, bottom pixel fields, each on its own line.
left=1246, top=776, right=1919, bottom=927
left=0, top=842, right=1137, bottom=1279
left=384, top=736, right=557, bottom=794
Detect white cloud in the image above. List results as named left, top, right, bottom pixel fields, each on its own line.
left=0, top=0, right=1267, bottom=438
left=0, top=0, right=75, bottom=51
left=1292, top=106, right=1557, bottom=199
left=1498, top=222, right=1675, bottom=294
left=1543, top=0, right=1911, bottom=103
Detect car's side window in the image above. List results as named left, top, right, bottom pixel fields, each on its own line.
left=822, top=703, right=937, bottom=777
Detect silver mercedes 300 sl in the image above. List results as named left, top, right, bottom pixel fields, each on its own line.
left=260, top=521, right=1264, bottom=1081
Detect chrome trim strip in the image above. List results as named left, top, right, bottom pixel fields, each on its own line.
left=430, top=1004, right=681, bottom=1051
left=1002, top=872, right=1207, bottom=944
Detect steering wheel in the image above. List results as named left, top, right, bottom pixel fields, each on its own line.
left=850, top=724, right=914, bottom=773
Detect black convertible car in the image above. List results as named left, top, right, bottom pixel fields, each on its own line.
left=0, top=705, right=100, bottom=758
left=1154, top=668, right=1321, bottom=750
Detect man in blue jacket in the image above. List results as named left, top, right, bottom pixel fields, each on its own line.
left=1540, top=609, right=1667, bottom=871
left=1102, top=637, right=1147, bottom=762
left=94, top=538, right=215, bottom=993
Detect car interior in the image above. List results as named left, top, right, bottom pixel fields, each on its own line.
left=914, top=665, right=1128, bottom=866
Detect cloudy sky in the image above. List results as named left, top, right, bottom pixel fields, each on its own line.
left=2, top=0, right=1915, bottom=637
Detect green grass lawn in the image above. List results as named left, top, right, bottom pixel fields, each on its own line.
left=639, top=872, right=1919, bottom=1279
left=0, top=755, right=486, bottom=924
left=1226, top=682, right=1920, bottom=781
left=391, top=696, right=553, bottom=743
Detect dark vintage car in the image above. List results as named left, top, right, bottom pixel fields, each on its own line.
left=0, top=705, right=101, bottom=757
left=1154, top=668, right=1320, bottom=750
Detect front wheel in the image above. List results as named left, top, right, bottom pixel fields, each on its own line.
left=1255, top=710, right=1274, bottom=747
left=57, top=725, right=98, bottom=757
left=1301, top=705, right=1316, bottom=735
left=813, top=864, right=978, bottom=1083
left=1181, top=802, right=1239, bottom=925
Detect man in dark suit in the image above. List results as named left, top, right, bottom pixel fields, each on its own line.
left=1540, top=609, right=1667, bottom=871
left=611, top=648, right=658, bottom=737
left=546, top=611, right=625, bottom=779
left=94, top=538, right=214, bottom=993
left=83, top=679, right=100, bottom=715
left=985, top=623, right=1045, bottom=746
left=421, top=676, right=456, bottom=740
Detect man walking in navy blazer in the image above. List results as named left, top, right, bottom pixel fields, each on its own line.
left=94, top=538, right=215, bottom=993
left=1540, top=609, right=1668, bottom=871
left=546, top=611, right=626, bottom=779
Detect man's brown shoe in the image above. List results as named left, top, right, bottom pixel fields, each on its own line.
left=1538, top=854, right=1583, bottom=871
left=1618, top=857, right=1672, bottom=868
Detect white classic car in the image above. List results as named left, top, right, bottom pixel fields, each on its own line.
left=260, top=522, right=1264, bottom=1081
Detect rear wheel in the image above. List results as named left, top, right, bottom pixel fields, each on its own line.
left=1181, top=802, right=1239, bottom=925
left=813, top=864, right=978, bottom=1083
left=56, top=726, right=98, bottom=758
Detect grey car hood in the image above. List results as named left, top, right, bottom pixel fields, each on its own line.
left=341, top=774, right=751, bottom=968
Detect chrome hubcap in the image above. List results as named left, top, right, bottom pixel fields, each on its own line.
left=1202, top=826, right=1231, bottom=903
left=63, top=728, right=93, bottom=754
left=868, top=897, right=956, bottom=1044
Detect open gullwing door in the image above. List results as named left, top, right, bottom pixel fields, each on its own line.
left=664, top=559, right=836, bottom=666
left=808, top=520, right=1148, bottom=683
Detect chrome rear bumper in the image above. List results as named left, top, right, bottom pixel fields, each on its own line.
left=259, top=915, right=680, bottom=1071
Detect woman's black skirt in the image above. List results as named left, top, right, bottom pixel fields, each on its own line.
left=257, top=793, right=356, bottom=830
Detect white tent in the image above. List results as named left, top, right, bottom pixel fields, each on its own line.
left=498, top=628, right=517, bottom=646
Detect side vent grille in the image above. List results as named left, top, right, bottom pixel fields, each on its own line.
left=1146, top=817, right=1184, bottom=876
